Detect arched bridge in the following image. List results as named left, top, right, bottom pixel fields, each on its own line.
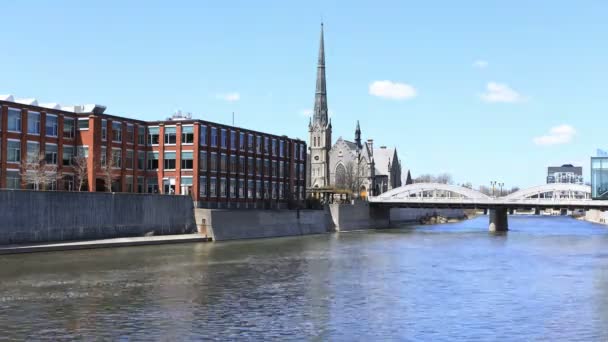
left=369, top=183, right=608, bottom=232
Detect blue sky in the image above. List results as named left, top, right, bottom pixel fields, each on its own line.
left=2, top=0, right=607, bottom=188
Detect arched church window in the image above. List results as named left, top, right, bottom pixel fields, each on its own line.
left=335, top=163, right=347, bottom=189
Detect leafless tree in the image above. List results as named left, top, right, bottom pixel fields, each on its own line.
left=20, top=153, right=59, bottom=190
left=72, top=155, right=88, bottom=191
left=344, top=160, right=366, bottom=196
left=99, top=157, right=120, bottom=192
left=414, top=173, right=453, bottom=184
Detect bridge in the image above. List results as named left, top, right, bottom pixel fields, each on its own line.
left=369, top=183, right=608, bottom=231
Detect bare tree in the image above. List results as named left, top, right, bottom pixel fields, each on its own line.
left=344, top=160, right=366, bottom=196
left=414, top=173, right=453, bottom=184
left=99, top=156, right=120, bottom=192
left=20, top=153, right=59, bottom=190
left=73, top=155, right=88, bottom=191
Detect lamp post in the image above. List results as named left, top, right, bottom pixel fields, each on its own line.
left=490, top=181, right=497, bottom=197
left=499, top=182, right=504, bottom=197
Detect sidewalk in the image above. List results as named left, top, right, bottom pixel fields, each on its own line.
left=0, top=234, right=212, bottom=255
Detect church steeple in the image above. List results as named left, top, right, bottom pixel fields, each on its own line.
left=313, top=23, right=328, bottom=127
left=355, top=120, right=361, bottom=148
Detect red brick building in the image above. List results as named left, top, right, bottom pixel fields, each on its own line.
left=0, top=95, right=307, bottom=208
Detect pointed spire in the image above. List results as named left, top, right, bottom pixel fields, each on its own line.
left=313, top=23, right=328, bottom=127
left=355, top=120, right=362, bottom=149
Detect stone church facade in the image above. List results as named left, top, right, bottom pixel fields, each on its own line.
left=306, top=24, right=411, bottom=197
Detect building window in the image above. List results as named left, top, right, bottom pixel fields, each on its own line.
left=6, top=171, right=21, bottom=189
left=62, top=146, right=74, bottom=166
left=248, top=134, right=254, bottom=152
left=264, top=137, right=270, bottom=154
left=230, top=131, right=236, bottom=150
left=221, top=129, right=228, bottom=149
left=248, top=157, right=254, bottom=176
left=126, top=124, right=134, bottom=144
left=101, top=119, right=108, bottom=140
left=256, top=135, right=262, bottom=154
left=230, top=155, right=237, bottom=173
left=199, top=177, right=207, bottom=197
left=77, top=146, right=89, bottom=158
left=181, top=151, right=193, bottom=170
left=181, top=177, right=193, bottom=195
left=239, top=156, right=245, bottom=175
left=147, top=177, right=158, bottom=193
left=229, top=178, right=236, bottom=198
left=272, top=160, right=278, bottom=178
left=182, top=125, right=194, bottom=144
left=126, top=176, right=134, bottom=192
left=248, top=180, right=254, bottom=199
left=264, top=159, right=270, bottom=176
left=148, top=127, right=159, bottom=145
left=45, top=115, right=58, bottom=137
left=7, top=140, right=21, bottom=163
left=164, top=126, right=176, bottom=145
left=272, top=139, right=277, bottom=156
left=137, top=151, right=145, bottom=170
left=112, top=148, right=122, bottom=168
left=211, top=127, right=218, bottom=147
left=280, top=140, right=285, bottom=157
left=8, top=108, right=21, bottom=132
left=63, top=118, right=75, bottom=139
left=126, top=150, right=134, bottom=169
left=44, top=144, right=58, bottom=165
left=26, top=141, right=39, bottom=162
left=279, top=182, right=284, bottom=199
left=27, top=112, right=40, bottom=134
left=100, top=146, right=107, bottom=167
left=210, top=152, right=218, bottom=171
left=77, top=118, right=89, bottom=130
left=256, top=158, right=262, bottom=176
left=239, top=132, right=246, bottom=151
left=238, top=179, right=245, bottom=198
left=164, top=151, right=176, bottom=170
left=112, top=122, right=122, bottom=142
left=200, top=125, right=207, bottom=146
left=256, top=180, right=262, bottom=199
left=300, top=144, right=306, bottom=160
left=264, top=181, right=270, bottom=199
left=300, top=164, right=305, bottom=180
left=200, top=151, right=208, bottom=171
left=147, top=151, right=159, bottom=170
left=279, top=161, right=284, bottom=178
left=210, top=177, right=217, bottom=197
left=220, top=153, right=228, bottom=173
left=220, top=178, right=227, bottom=198
left=138, top=126, right=146, bottom=145
left=137, top=176, right=144, bottom=193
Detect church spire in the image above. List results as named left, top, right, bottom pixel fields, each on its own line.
left=355, top=120, right=362, bottom=148
left=313, top=23, right=328, bottom=127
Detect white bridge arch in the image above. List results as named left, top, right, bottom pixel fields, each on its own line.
left=374, top=182, right=491, bottom=201
left=503, top=183, right=591, bottom=200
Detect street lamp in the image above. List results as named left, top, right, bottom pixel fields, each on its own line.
left=499, top=182, right=504, bottom=197
left=490, top=181, right=497, bottom=197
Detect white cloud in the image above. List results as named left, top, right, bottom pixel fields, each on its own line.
left=369, top=80, right=417, bottom=100
left=480, top=82, right=524, bottom=103
left=533, top=125, right=576, bottom=146
left=473, top=60, right=488, bottom=69
left=216, top=92, right=240, bottom=102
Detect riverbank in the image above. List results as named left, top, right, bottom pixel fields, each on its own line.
left=0, top=234, right=210, bottom=255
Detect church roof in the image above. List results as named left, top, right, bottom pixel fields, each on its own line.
left=374, top=146, right=398, bottom=176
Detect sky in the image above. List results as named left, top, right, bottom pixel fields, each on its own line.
left=2, top=0, right=607, bottom=188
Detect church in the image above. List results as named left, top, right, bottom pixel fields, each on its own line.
left=307, top=24, right=411, bottom=198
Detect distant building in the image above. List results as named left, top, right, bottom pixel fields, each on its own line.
left=546, top=164, right=583, bottom=185
left=592, top=151, right=608, bottom=200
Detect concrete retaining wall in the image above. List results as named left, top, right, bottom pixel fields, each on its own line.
left=390, top=208, right=467, bottom=223
left=584, top=209, right=608, bottom=225
left=329, top=202, right=391, bottom=231
left=197, top=208, right=332, bottom=241
left=0, top=190, right=196, bottom=245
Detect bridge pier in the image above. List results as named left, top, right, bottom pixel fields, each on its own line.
left=489, top=208, right=508, bottom=232
left=534, top=208, right=541, bottom=215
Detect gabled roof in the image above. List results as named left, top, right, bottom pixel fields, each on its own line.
left=374, top=146, right=398, bottom=176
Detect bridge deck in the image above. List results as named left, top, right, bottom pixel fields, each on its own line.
left=369, top=198, right=608, bottom=210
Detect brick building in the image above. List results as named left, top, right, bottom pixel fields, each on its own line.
left=0, top=95, right=307, bottom=208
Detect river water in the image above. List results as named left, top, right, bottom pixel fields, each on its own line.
left=2, top=216, right=608, bottom=341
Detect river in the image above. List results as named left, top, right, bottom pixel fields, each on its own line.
left=1, top=216, right=608, bottom=340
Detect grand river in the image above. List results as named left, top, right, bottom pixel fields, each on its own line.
left=2, top=216, right=608, bottom=340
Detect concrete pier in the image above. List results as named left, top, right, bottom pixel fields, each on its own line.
left=489, top=208, right=509, bottom=232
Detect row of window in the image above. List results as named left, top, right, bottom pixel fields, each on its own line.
left=198, top=177, right=305, bottom=200
left=0, top=140, right=87, bottom=166
left=101, top=120, right=145, bottom=144
left=0, top=108, right=74, bottom=138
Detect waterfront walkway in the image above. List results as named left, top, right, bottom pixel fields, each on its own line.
left=0, top=234, right=211, bottom=255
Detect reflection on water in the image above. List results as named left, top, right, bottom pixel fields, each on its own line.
left=2, top=216, right=608, bottom=340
